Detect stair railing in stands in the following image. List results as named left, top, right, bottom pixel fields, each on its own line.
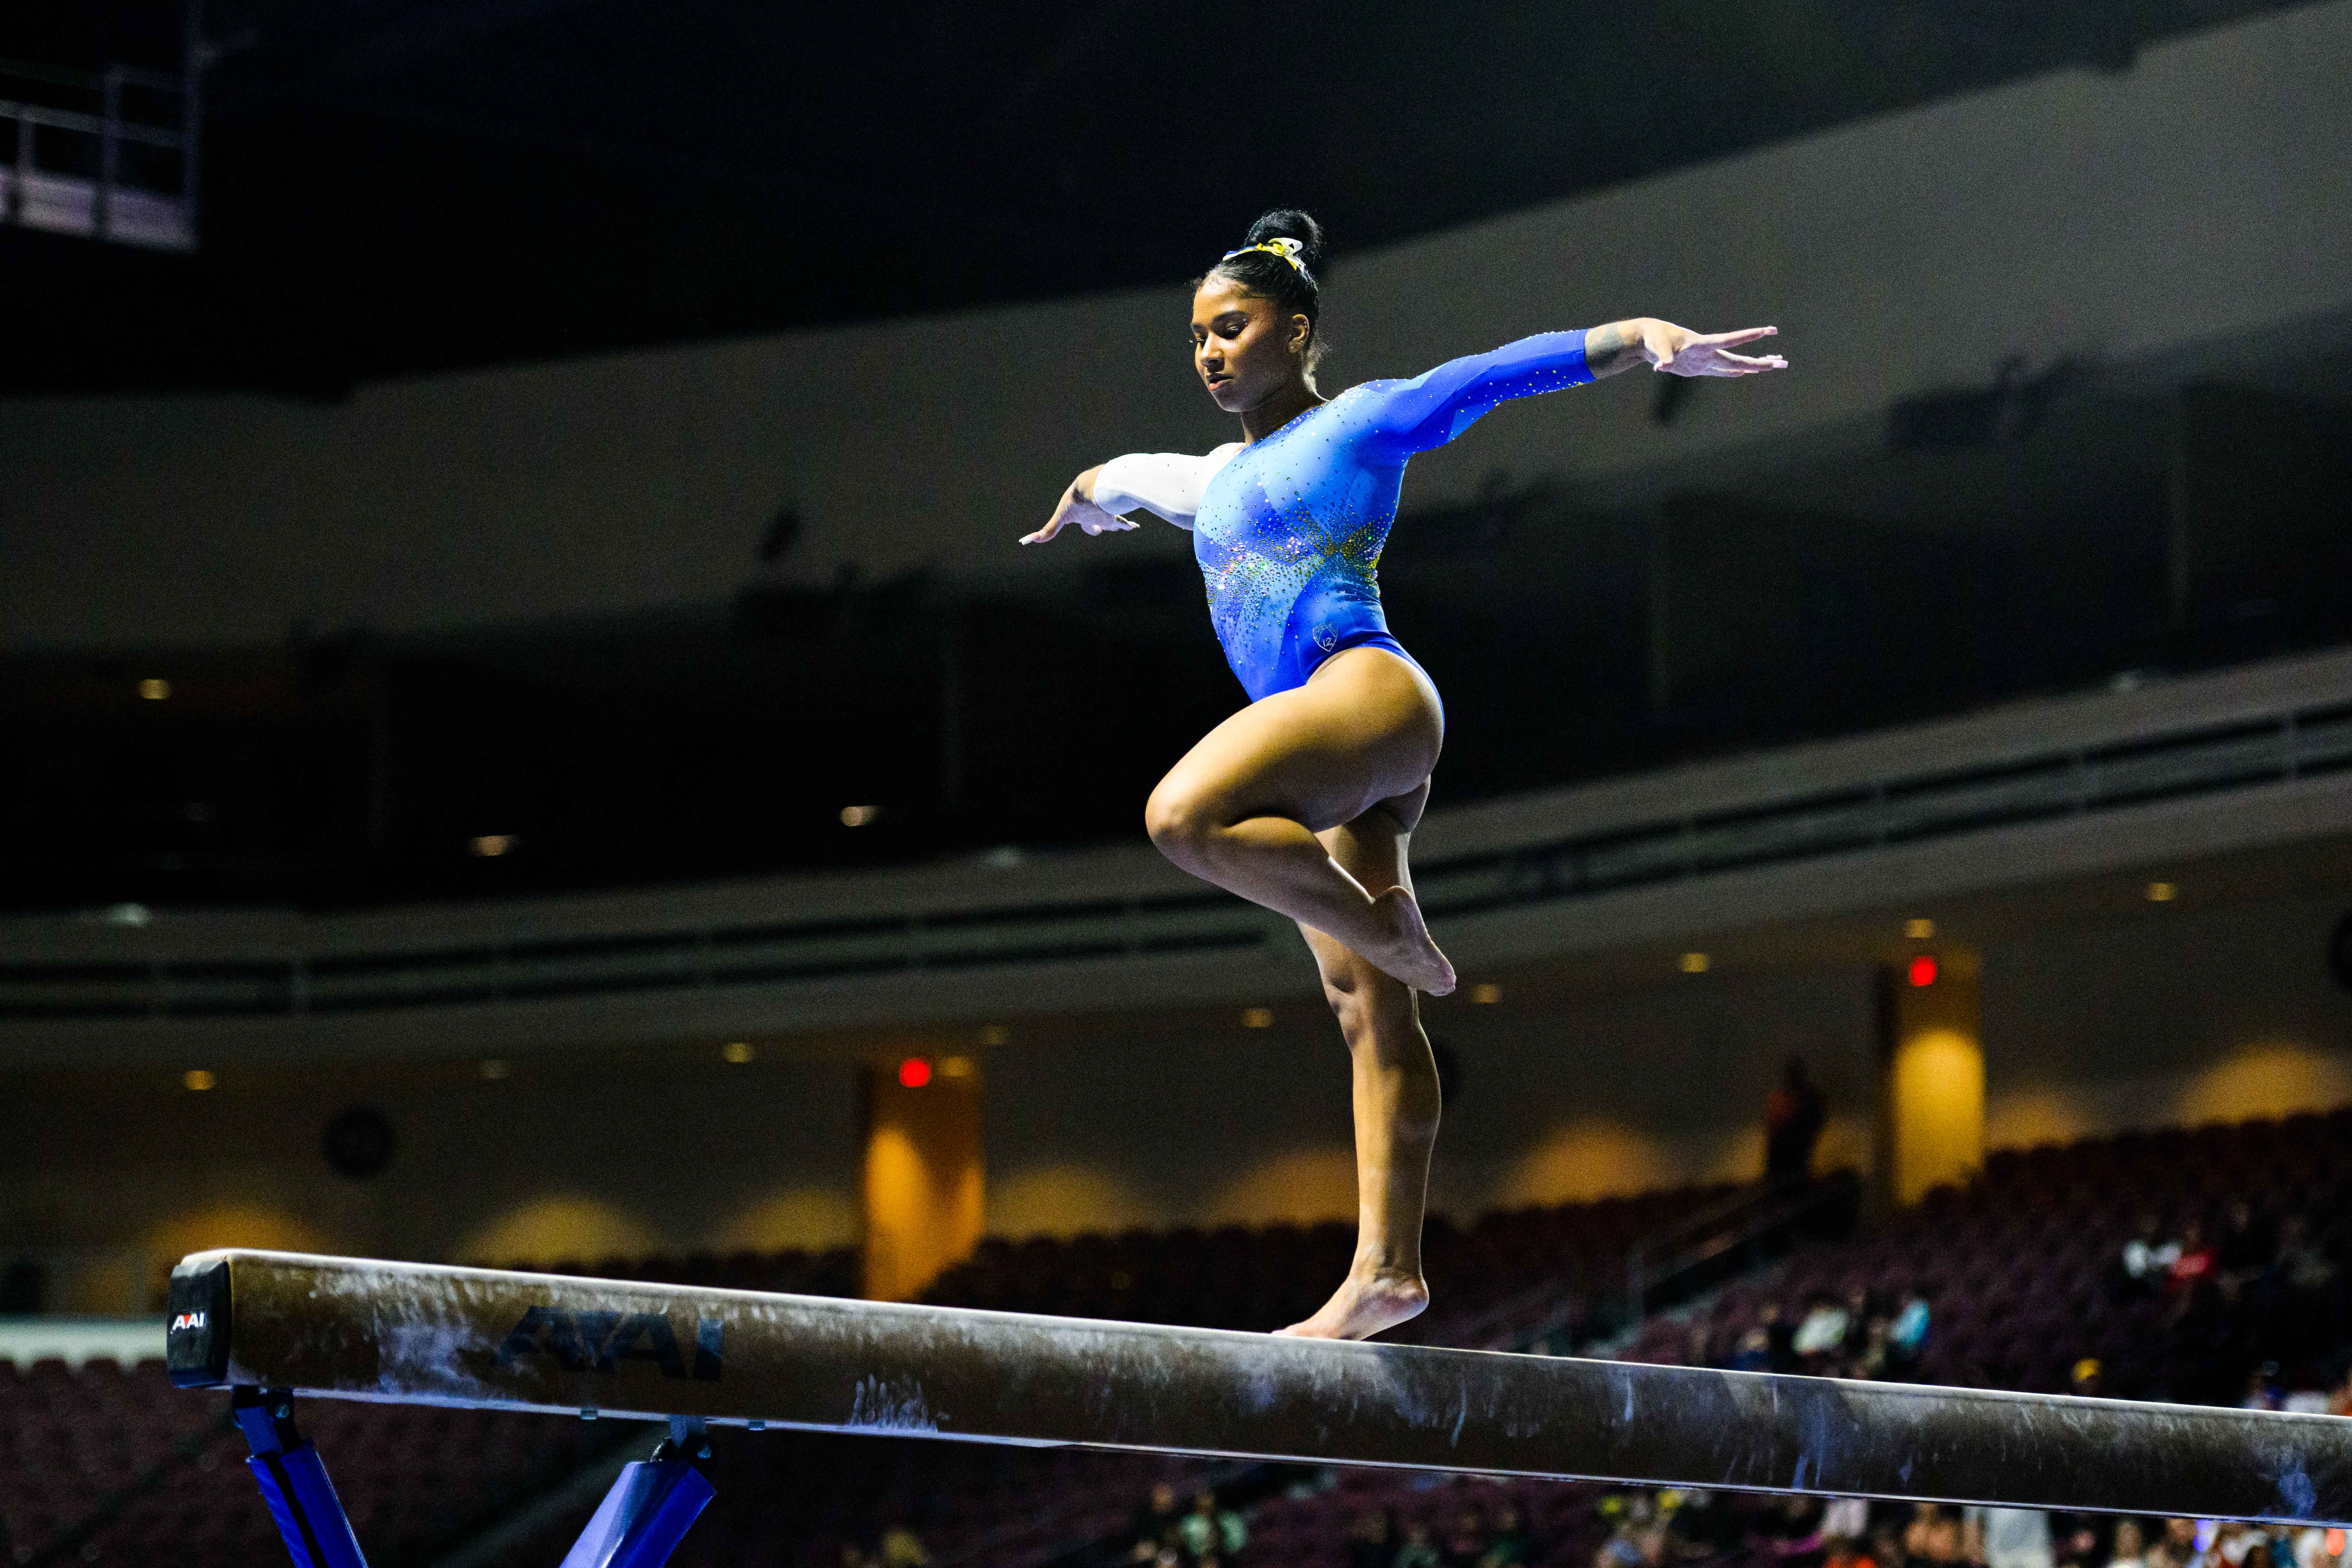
left=1621, top=1171, right=1862, bottom=1330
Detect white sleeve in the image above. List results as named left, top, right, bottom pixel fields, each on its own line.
left=1093, top=444, right=1242, bottom=530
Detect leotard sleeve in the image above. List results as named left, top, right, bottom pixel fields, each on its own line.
left=1093, top=444, right=1244, bottom=531
left=1354, top=331, right=1595, bottom=456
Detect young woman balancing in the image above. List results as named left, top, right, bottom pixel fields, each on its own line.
left=1021, top=210, right=1787, bottom=1340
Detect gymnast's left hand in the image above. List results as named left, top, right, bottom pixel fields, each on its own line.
left=1640, top=321, right=1787, bottom=377
left=1021, top=471, right=1137, bottom=545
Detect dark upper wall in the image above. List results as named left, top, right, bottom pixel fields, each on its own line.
left=0, top=0, right=2314, bottom=396
left=5, top=0, right=2351, bottom=652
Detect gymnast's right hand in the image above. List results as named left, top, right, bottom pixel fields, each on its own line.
left=1021, top=468, right=1135, bottom=545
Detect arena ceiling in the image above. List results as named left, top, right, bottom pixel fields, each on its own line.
left=0, top=0, right=2316, bottom=398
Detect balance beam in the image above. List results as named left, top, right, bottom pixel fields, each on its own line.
left=169, top=1249, right=2352, bottom=1525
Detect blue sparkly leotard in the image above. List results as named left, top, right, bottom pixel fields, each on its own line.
left=1093, top=331, right=1594, bottom=703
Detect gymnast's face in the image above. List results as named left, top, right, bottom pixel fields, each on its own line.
left=1190, top=277, right=1311, bottom=415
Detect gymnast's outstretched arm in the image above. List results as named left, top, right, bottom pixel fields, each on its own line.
left=1020, top=465, right=1132, bottom=545
left=1362, top=319, right=1785, bottom=456
left=1021, top=446, right=1242, bottom=544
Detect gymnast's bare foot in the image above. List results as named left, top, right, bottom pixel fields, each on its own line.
left=1362, top=886, right=1455, bottom=995
left=1278, top=1265, right=1429, bottom=1340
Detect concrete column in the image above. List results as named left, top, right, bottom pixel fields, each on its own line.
left=861, top=1056, right=984, bottom=1301
left=1876, top=953, right=1984, bottom=1206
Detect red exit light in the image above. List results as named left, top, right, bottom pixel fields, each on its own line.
left=1907, top=954, right=1939, bottom=988
left=898, top=1057, right=933, bottom=1088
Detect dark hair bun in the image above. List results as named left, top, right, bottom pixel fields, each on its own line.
left=1243, top=208, right=1326, bottom=274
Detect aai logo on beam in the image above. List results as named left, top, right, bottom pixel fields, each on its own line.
left=494, top=1305, right=724, bottom=1381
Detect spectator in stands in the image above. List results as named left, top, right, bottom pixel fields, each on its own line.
left=1758, top=1495, right=1827, bottom=1563
left=1903, top=1505, right=1966, bottom=1568
left=2165, top=1271, right=2238, bottom=1402
left=1825, top=1529, right=1880, bottom=1568
left=2107, top=1520, right=2149, bottom=1568
left=2272, top=1215, right=2341, bottom=1361
left=1730, top=1323, right=1776, bottom=1373
left=1867, top=1519, right=1909, bottom=1568
left=2290, top=1525, right=2346, bottom=1568
left=1854, top=1312, right=1895, bottom=1379
left=2284, top=1377, right=2336, bottom=1415
left=1180, top=1489, right=1245, bottom=1562
left=1594, top=1509, right=1668, bottom=1568
left=2069, top=1358, right=2103, bottom=1398
left=1965, top=1506, right=2054, bottom=1568
left=1840, top=1288, right=1877, bottom=1351
left=1765, top=1057, right=1828, bottom=1186
left=1442, top=1507, right=1490, bottom=1568
left=1349, top=1510, right=1400, bottom=1568
left=2242, top=1360, right=2285, bottom=1410
left=1793, top=1292, right=1852, bottom=1367
left=2169, top=1221, right=2217, bottom=1293
left=1818, top=1497, right=1873, bottom=1568
left=2209, top=1521, right=2264, bottom=1568
left=1397, top=1520, right=1444, bottom=1568
left=1481, top=1503, right=1532, bottom=1568
left=2051, top=1512, right=2109, bottom=1568
left=2217, top=1199, right=2278, bottom=1290
left=1667, top=1490, right=1743, bottom=1558
left=2118, top=1216, right=2182, bottom=1299
left=1888, top=1291, right=1931, bottom=1372
left=2147, top=1519, right=2200, bottom=1568
left=1136, top=1482, right=1185, bottom=1547
left=879, top=1523, right=930, bottom=1568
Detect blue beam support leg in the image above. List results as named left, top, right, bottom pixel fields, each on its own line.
left=558, top=1417, right=716, bottom=1568
left=233, top=1388, right=370, bottom=1568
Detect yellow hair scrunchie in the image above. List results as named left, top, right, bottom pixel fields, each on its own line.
left=1219, top=237, right=1315, bottom=283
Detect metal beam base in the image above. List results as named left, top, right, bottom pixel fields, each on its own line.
left=559, top=1419, right=715, bottom=1568
left=233, top=1388, right=370, bottom=1568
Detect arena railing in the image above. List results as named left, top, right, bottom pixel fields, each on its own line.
left=0, top=39, right=200, bottom=252
left=5, top=682, right=2350, bottom=1024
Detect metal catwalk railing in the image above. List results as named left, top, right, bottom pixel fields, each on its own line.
left=6, top=690, right=2350, bottom=1022
left=0, top=8, right=203, bottom=251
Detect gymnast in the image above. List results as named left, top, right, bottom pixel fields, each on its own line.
left=1021, top=209, right=1786, bottom=1340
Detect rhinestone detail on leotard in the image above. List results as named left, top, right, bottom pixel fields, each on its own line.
left=1189, top=331, right=1594, bottom=703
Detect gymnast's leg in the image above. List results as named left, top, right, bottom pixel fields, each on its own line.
left=1280, top=788, right=1444, bottom=1339
left=1142, top=646, right=1454, bottom=995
